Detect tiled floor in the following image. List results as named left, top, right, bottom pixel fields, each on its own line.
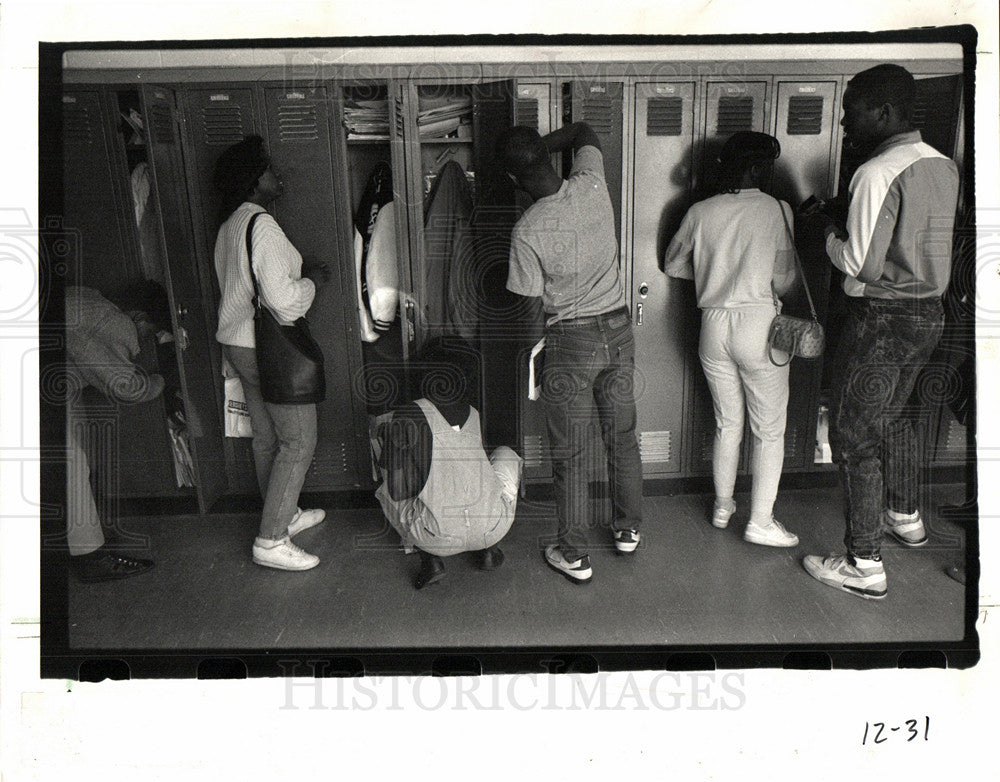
left=66, top=484, right=971, bottom=650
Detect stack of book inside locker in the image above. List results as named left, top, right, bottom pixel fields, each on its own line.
left=417, top=95, right=473, bottom=139
left=344, top=99, right=390, bottom=139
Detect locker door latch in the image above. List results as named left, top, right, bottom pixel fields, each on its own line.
left=636, top=302, right=643, bottom=326
left=405, top=299, right=416, bottom=343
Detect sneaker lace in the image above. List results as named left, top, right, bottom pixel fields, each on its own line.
left=283, top=540, right=308, bottom=558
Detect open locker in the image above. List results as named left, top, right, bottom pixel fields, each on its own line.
left=63, top=84, right=229, bottom=513
left=512, top=81, right=558, bottom=482
left=392, top=77, right=518, bottom=449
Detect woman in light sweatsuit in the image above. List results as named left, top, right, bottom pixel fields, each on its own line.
left=665, top=132, right=799, bottom=547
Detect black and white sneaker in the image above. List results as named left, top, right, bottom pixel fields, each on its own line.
left=544, top=545, right=593, bottom=584
left=613, top=529, right=641, bottom=554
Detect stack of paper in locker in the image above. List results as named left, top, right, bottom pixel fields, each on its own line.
left=417, top=95, right=472, bottom=139
left=344, top=99, right=390, bottom=139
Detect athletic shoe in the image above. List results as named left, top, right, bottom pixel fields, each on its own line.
left=884, top=511, right=927, bottom=547
left=613, top=529, right=640, bottom=554
left=543, top=545, right=592, bottom=584
left=252, top=537, right=319, bottom=571
left=802, top=553, right=887, bottom=600
left=712, top=500, right=736, bottom=529
left=287, top=507, right=327, bottom=537
left=73, top=549, right=155, bottom=583
left=743, top=517, right=798, bottom=547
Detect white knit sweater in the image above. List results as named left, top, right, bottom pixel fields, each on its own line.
left=214, top=202, right=316, bottom=348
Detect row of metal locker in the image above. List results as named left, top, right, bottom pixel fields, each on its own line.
left=57, top=59, right=968, bottom=513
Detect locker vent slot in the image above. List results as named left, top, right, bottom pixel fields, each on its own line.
left=716, top=96, right=754, bottom=135
left=277, top=103, right=319, bottom=142
left=639, top=430, right=672, bottom=463
left=698, top=425, right=714, bottom=464
left=515, top=99, right=540, bottom=131
left=149, top=104, right=174, bottom=144
left=786, top=95, right=824, bottom=135
left=945, top=418, right=965, bottom=453
left=646, top=97, right=683, bottom=136
left=201, top=105, right=246, bottom=146
left=581, top=98, right=616, bottom=134
left=523, top=434, right=546, bottom=469
left=63, top=106, right=94, bottom=144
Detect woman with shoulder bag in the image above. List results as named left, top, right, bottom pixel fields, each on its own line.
left=665, top=131, right=800, bottom=548
left=213, top=135, right=331, bottom=571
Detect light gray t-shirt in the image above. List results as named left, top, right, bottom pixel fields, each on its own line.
left=664, top=189, right=795, bottom=310
left=506, top=145, right=625, bottom=324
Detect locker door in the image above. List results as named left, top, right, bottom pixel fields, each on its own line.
left=140, top=85, right=228, bottom=512
left=772, top=81, right=837, bottom=469
left=472, top=79, right=518, bottom=448
left=631, top=82, right=697, bottom=476
left=514, top=82, right=555, bottom=480
left=61, top=90, right=135, bottom=292
left=392, top=80, right=423, bottom=358
left=686, top=80, right=768, bottom=475
left=570, top=81, right=624, bottom=244
left=181, top=88, right=256, bottom=291
left=180, top=87, right=258, bottom=494
left=262, top=85, right=364, bottom=490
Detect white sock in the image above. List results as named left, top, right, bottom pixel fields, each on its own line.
left=887, top=509, right=919, bottom=522
left=853, top=555, right=882, bottom=567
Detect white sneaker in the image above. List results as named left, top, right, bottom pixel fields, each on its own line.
left=252, top=537, right=319, bottom=571
left=287, top=507, right=327, bottom=537
left=744, top=517, right=799, bottom=547
left=884, top=510, right=927, bottom=547
left=803, top=553, right=887, bottom=600
left=712, top=500, right=736, bottom=529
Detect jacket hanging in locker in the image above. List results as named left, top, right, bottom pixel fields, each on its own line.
left=423, top=160, right=477, bottom=343
left=353, top=161, right=399, bottom=342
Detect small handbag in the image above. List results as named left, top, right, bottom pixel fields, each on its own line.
left=768, top=201, right=825, bottom=367
left=246, top=212, right=326, bottom=404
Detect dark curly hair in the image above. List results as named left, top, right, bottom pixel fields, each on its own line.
left=213, top=135, right=270, bottom=224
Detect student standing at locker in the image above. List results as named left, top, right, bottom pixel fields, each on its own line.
left=213, top=135, right=332, bottom=572
left=500, top=122, right=643, bottom=585
left=665, top=131, right=800, bottom=548
left=802, top=64, right=959, bottom=599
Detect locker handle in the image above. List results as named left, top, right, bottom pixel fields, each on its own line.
left=636, top=302, right=643, bottom=326
left=405, top=300, right=416, bottom=343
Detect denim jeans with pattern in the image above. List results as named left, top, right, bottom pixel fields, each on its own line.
left=542, top=308, right=643, bottom=561
left=828, top=297, right=944, bottom=559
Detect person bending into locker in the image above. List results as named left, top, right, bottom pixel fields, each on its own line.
left=665, top=131, right=799, bottom=548
left=500, top=122, right=643, bottom=585
left=213, top=135, right=332, bottom=572
left=65, top=284, right=164, bottom=582
left=372, top=340, right=523, bottom=590
left=802, top=64, right=959, bottom=599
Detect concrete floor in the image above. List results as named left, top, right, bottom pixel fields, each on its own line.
left=66, top=484, right=971, bottom=650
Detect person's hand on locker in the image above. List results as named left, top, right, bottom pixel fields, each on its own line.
left=302, top=257, right=332, bottom=287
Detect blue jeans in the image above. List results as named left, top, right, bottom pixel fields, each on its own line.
left=223, top=344, right=318, bottom=541
left=542, top=307, right=643, bottom=560
left=828, top=297, right=944, bottom=559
